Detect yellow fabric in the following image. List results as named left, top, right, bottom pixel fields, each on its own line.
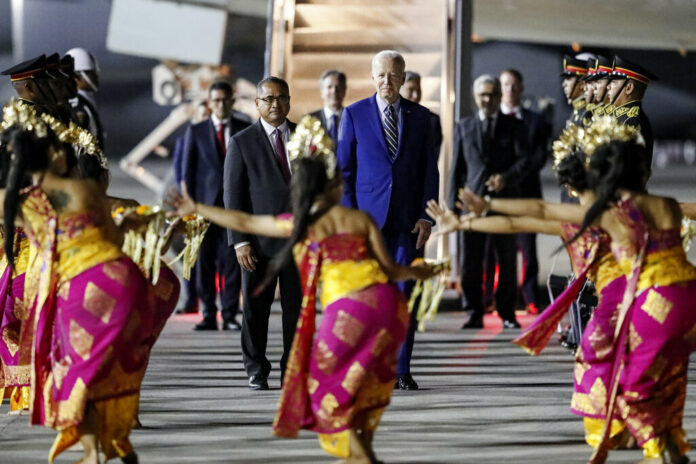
left=48, top=394, right=139, bottom=462
left=9, top=385, right=30, bottom=411
left=13, top=236, right=31, bottom=275
left=318, top=430, right=350, bottom=458
left=583, top=417, right=626, bottom=448
left=319, top=259, right=388, bottom=308
left=593, top=253, right=624, bottom=294
left=55, top=227, right=122, bottom=284
left=618, top=246, right=696, bottom=292
left=642, top=436, right=666, bottom=458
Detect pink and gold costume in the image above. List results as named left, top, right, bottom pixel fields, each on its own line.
left=513, top=224, right=628, bottom=448
left=0, top=229, right=32, bottom=411
left=273, top=224, right=408, bottom=458
left=591, top=198, right=696, bottom=462
left=18, top=187, right=158, bottom=462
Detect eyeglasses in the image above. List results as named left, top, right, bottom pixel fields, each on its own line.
left=257, top=95, right=290, bottom=105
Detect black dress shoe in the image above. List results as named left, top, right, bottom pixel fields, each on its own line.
left=461, top=316, right=483, bottom=329
left=222, top=319, right=242, bottom=331
left=502, top=319, right=521, bottom=329
left=248, top=375, right=269, bottom=390
left=394, top=374, right=419, bottom=390
left=193, top=320, right=218, bottom=331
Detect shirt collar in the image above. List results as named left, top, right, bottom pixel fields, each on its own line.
left=478, top=109, right=499, bottom=122
left=375, top=94, right=401, bottom=114
left=211, top=114, right=225, bottom=127
left=500, top=102, right=522, bottom=117
left=260, top=117, right=288, bottom=136
left=323, top=107, right=342, bottom=119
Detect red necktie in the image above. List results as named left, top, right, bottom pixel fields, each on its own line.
left=273, top=129, right=291, bottom=182
left=216, top=122, right=226, bottom=160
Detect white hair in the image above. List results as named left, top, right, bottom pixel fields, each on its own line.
left=473, top=74, right=501, bottom=94
left=371, top=50, right=406, bottom=72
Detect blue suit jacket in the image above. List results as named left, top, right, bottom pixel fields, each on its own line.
left=182, top=116, right=250, bottom=206
left=337, top=95, right=439, bottom=231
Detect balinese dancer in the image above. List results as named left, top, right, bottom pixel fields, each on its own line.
left=1, top=101, right=157, bottom=463
left=169, top=116, right=436, bottom=463
left=460, top=117, right=696, bottom=464
left=426, top=125, right=630, bottom=451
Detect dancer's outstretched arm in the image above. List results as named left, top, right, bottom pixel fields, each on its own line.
left=458, top=188, right=587, bottom=225
left=167, top=186, right=289, bottom=238
left=426, top=200, right=563, bottom=237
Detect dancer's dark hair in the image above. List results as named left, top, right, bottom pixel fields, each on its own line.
left=564, top=140, right=650, bottom=246
left=76, top=151, right=108, bottom=185
left=1, top=126, right=64, bottom=269
left=555, top=151, right=588, bottom=192
left=258, top=157, right=331, bottom=292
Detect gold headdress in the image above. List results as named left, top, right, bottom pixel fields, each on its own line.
left=1, top=98, right=108, bottom=170
left=581, top=116, right=644, bottom=159
left=286, top=115, right=336, bottom=179
left=1, top=98, right=49, bottom=138
left=552, top=124, right=583, bottom=170
left=552, top=116, right=644, bottom=169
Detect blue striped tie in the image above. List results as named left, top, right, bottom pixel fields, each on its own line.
left=383, top=105, right=398, bottom=161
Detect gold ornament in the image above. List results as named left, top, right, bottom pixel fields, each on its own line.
left=286, top=115, right=336, bottom=179
left=407, top=257, right=451, bottom=332
left=1, top=99, right=49, bottom=138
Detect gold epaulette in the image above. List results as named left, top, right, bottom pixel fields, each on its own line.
left=573, top=99, right=587, bottom=110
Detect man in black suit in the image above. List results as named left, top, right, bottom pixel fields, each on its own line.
left=400, top=70, right=443, bottom=153
left=223, top=77, right=302, bottom=390
left=499, top=69, right=550, bottom=315
left=448, top=74, right=527, bottom=329
left=308, top=69, right=346, bottom=147
left=182, top=81, right=249, bottom=331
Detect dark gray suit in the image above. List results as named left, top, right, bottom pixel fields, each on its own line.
left=448, top=112, right=528, bottom=322
left=223, top=119, right=301, bottom=379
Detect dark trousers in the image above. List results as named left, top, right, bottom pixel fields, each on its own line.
left=240, top=254, right=301, bottom=379
left=459, top=230, right=516, bottom=321
left=516, top=233, right=539, bottom=306
left=196, top=224, right=241, bottom=324
left=183, top=265, right=198, bottom=308
left=382, top=230, right=422, bottom=376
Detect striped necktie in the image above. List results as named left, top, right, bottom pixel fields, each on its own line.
left=383, top=105, right=398, bottom=161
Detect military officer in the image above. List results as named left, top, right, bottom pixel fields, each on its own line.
left=606, top=56, right=656, bottom=165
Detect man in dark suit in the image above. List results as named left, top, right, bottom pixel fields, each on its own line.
left=448, top=74, right=527, bottom=330
left=337, top=50, right=439, bottom=390
left=308, top=69, right=346, bottom=148
left=499, top=69, right=550, bottom=314
left=182, top=81, right=249, bottom=331
left=172, top=101, right=211, bottom=314
left=400, top=70, right=443, bottom=154
left=223, top=76, right=302, bottom=391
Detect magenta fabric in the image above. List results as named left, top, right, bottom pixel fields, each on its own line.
left=0, top=268, right=27, bottom=387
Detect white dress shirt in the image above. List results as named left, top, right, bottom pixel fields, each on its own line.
left=322, top=107, right=342, bottom=133
left=375, top=94, right=403, bottom=146
left=211, top=113, right=232, bottom=147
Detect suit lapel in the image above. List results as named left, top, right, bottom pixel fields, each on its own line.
left=470, top=117, right=483, bottom=160
left=368, top=95, right=390, bottom=158
left=396, top=102, right=411, bottom=160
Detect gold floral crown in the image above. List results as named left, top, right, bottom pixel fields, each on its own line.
left=287, top=115, right=336, bottom=179
left=552, top=116, right=644, bottom=169
left=1, top=98, right=108, bottom=169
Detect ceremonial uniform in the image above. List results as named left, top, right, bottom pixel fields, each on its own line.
left=608, top=56, right=656, bottom=164
left=561, top=55, right=589, bottom=128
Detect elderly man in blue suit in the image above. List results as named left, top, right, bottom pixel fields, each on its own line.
left=337, top=50, right=439, bottom=390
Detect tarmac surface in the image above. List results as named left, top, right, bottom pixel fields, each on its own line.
left=1, top=159, right=696, bottom=463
